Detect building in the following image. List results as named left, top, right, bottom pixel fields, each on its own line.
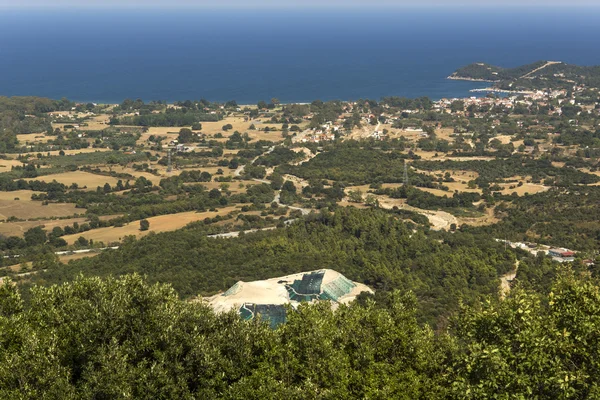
left=549, top=248, right=576, bottom=262
left=206, top=269, right=373, bottom=328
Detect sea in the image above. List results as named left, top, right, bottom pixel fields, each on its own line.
left=0, top=7, right=599, bottom=104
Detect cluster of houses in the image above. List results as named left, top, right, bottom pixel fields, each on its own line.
left=496, top=240, right=597, bottom=266
left=433, top=85, right=599, bottom=118
left=299, top=121, right=339, bottom=143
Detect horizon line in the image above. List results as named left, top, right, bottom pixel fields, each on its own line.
left=1, top=4, right=599, bottom=10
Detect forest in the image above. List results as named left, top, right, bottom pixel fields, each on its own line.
left=469, top=186, right=600, bottom=251
left=2, top=265, right=600, bottom=398
left=21, top=208, right=516, bottom=326
left=277, top=143, right=437, bottom=187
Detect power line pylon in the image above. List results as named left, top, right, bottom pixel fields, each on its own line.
left=167, top=148, right=172, bottom=173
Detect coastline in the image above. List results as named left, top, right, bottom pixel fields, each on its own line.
left=469, top=87, right=535, bottom=95
left=447, top=75, right=498, bottom=83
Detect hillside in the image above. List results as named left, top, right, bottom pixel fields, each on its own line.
left=450, top=61, right=600, bottom=90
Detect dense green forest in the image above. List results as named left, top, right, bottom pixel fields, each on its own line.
left=2, top=266, right=600, bottom=398
left=23, top=208, right=515, bottom=325
left=469, top=186, right=600, bottom=251
left=277, top=144, right=438, bottom=187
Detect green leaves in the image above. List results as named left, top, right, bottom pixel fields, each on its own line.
left=2, top=269, right=600, bottom=398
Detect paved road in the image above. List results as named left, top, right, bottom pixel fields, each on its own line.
left=234, top=146, right=275, bottom=177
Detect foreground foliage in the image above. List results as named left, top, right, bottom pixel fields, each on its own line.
left=1, top=269, right=600, bottom=398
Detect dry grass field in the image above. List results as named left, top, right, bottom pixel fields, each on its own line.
left=59, top=252, right=100, bottom=263
left=457, top=206, right=500, bottom=227
left=419, top=187, right=456, bottom=197
left=0, top=215, right=115, bottom=237
left=0, top=159, right=25, bottom=173
left=137, top=127, right=180, bottom=142
left=0, top=217, right=87, bottom=237
left=0, top=190, right=43, bottom=201
left=16, top=133, right=53, bottom=144
left=201, top=116, right=250, bottom=136
left=99, top=166, right=161, bottom=184
left=30, top=171, right=121, bottom=189
left=199, top=180, right=259, bottom=194
left=61, top=207, right=240, bottom=245
left=0, top=200, right=80, bottom=221
left=494, top=134, right=514, bottom=144
left=44, top=148, right=111, bottom=156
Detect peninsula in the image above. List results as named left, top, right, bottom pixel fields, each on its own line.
left=450, top=60, right=600, bottom=91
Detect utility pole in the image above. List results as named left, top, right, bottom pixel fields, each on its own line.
left=403, top=162, right=409, bottom=186
left=167, top=148, right=172, bottom=173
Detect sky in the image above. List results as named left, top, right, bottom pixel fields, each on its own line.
left=1, top=0, right=599, bottom=8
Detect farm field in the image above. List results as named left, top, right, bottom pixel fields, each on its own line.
left=0, top=190, right=43, bottom=201
left=498, top=182, right=549, bottom=196
left=45, top=148, right=112, bottom=156
left=16, top=133, right=53, bottom=144
left=0, top=198, right=81, bottom=221
left=99, top=166, right=161, bottom=184
left=0, top=159, right=24, bottom=173
left=61, top=207, right=240, bottom=245
left=0, top=215, right=116, bottom=237
left=29, top=171, right=121, bottom=189
left=0, top=191, right=86, bottom=221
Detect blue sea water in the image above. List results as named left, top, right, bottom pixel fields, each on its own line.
left=0, top=7, right=599, bottom=104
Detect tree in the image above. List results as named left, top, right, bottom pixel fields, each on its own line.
left=134, top=176, right=153, bottom=192
left=191, top=122, right=202, bottom=131
left=76, top=236, right=89, bottom=247
left=257, top=100, right=268, bottom=110
left=281, top=180, right=297, bottom=194
left=177, top=128, right=194, bottom=143
left=450, top=100, right=465, bottom=113
left=24, top=226, right=47, bottom=247
left=209, top=188, right=221, bottom=199
left=348, top=189, right=364, bottom=203
left=139, top=219, right=150, bottom=231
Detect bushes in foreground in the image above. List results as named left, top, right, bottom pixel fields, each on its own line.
left=1, top=269, right=600, bottom=398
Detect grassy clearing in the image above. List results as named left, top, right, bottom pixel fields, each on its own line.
left=44, top=148, right=112, bottom=157
left=0, top=200, right=80, bottom=220
left=29, top=171, right=121, bottom=189
left=61, top=207, right=240, bottom=245
left=0, top=215, right=115, bottom=238
left=16, top=133, right=53, bottom=144
left=0, top=159, right=25, bottom=173
left=0, top=190, right=42, bottom=201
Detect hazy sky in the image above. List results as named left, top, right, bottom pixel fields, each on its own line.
left=1, top=0, right=598, bottom=8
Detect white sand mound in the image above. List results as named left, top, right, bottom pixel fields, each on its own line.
left=206, top=269, right=373, bottom=314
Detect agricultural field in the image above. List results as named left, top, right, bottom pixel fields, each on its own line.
left=61, top=207, right=240, bottom=245
left=29, top=171, right=121, bottom=189
left=0, top=159, right=25, bottom=173
left=0, top=199, right=80, bottom=220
